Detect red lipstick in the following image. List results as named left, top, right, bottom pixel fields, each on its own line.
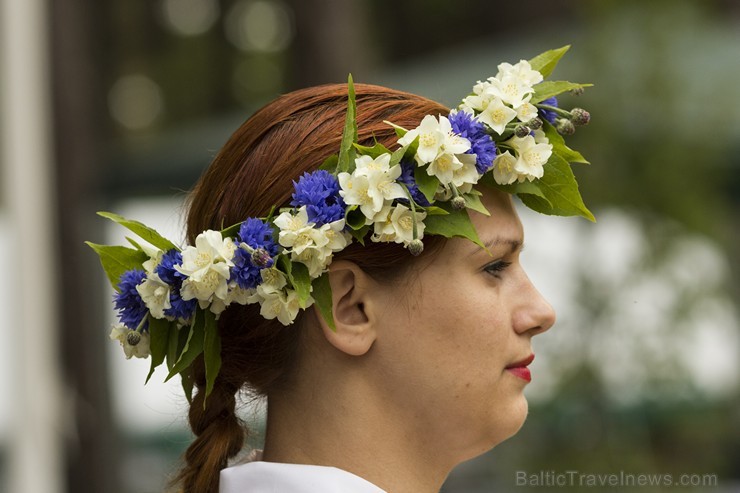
left=505, top=354, right=534, bottom=382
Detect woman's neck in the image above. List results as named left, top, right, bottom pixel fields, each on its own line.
left=261, top=374, right=453, bottom=493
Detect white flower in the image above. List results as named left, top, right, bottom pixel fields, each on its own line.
left=371, top=204, right=426, bottom=246
left=339, top=156, right=405, bottom=221
left=486, top=75, right=534, bottom=109
left=353, top=153, right=391, bottom=176
left=476, top=97, right=518, bottom=135
left=338, top=172, right=375, bottom=220
left=321, top=219, right=350, bottom=253
left=274, top=207, right=329, bottom=254
left=249, top=286, right=314, bottom=326
left=136, top=273, right=171, bottom=319
left=426, top=152, right=464, bottom=185
left=177, top=230, right=235, bottom=308
left=516, top=102, right=539, bottom=123
left=492, top=150, right=519, bottom=185
left=451, top=153, right=480, bottom=188
left=510, top=135, right=553, bottom=182
left=110, top=324, right=151, bottom=359
left=291, top=247, right=331, bottom=278
left=398, top=114, right=446, bottom=163
left=371, top=205, right=396, bottom=242
left=495, top=60, right=543, bottom=87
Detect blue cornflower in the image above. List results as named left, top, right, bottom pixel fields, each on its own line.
left=448, top=111, right=497, bottom=174
left=114, top=269, right=148, bottom=329
left=291, top=170, right=346, bottom=226
left=539, top=97, right=559, bottom=125
left=155, top=250, right=196, bottom=320
left=231, top=218, right=279, bottom=290
left=398, top=159, right=431, bottom=207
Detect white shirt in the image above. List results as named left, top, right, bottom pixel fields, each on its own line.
left=220, top=461, right=388, bottom=493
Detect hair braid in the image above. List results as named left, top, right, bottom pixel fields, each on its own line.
left=171, top=360, right=244, bottom=493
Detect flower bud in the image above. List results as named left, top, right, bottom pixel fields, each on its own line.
left=570, top=87, right=584, bottom=96
left=126, top=330, right=141, bottom=346
left=556, top=118, right=575, bottom=136
left=407, top=239, right=424, bottom=256
left=514, top=124, right=531, bottom=138
left=526, top=117, right=543, bottom=130
left=251, top=248, right=273, bottom=268
left=451, top=196, right=467, bottom=210
left=570, top=108, right=590, bottom=126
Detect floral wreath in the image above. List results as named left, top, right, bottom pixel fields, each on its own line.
left=88, top=46, right=593, bottom=403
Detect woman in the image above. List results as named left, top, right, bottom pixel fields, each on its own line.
left=92, top=48, right=592, bottom=493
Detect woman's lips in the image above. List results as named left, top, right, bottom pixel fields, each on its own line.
left=505, top=354, right=534, bottom=382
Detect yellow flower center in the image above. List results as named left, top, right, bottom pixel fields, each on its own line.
left=398, top=215, right=413, bottom=231
left=419, top=132, right=437, bottom=148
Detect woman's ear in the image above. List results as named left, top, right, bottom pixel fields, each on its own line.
left=313, top=260, right=377, bottom=356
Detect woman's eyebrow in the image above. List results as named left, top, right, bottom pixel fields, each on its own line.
left=467, top=236, right=524, bottom=256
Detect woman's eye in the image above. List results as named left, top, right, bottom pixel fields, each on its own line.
left=484, top=260, right=512, bottom=278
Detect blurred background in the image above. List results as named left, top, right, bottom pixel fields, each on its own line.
left=1, top=0, right=739, bottom=491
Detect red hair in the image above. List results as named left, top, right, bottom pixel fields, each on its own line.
left=173, top=83, right=449, bottom=493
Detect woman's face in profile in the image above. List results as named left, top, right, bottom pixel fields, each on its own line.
left=368, top=187, right=556, bottom=461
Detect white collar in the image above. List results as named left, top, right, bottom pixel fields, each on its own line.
left=219, top=461, right=387, bottom=493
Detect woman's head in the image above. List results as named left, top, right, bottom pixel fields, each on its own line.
left=176, top=83, right=453, bottom=492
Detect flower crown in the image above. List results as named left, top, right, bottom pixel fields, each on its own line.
left=88, top=46, right=593, bottom=402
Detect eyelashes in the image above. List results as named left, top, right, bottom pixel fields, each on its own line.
left=483, top=260, right=512, bottom=278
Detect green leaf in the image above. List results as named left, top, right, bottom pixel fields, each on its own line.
left=346, top=207, right=367, bottom=231
left=424, top=204, right=484, bottom=248
left=97, top=211, right=178, bottom=252
left=180, top=369, right=194, bottom=404
left=413, top=166, right=439, bottom=204
left=220, top=221, right=242, bottom=239
left=166, top=323, right=188, bottom=371
left=354, top=142, right=390, bottom=159
left=166, top=309, right=205, bottom=381
left=480, top=173, right=552, bottom=205
left=388, top=143, right=408, bottom=168
left=531, top=81, right=593, bottom=104
left=528, top=45, right=570, bottom=78
left=290, top=262, right=312, bottom=309
left=347, top=225, right=369, bottom=245
left=422, top=206, right=449, bottom=216
left=146, top=316, right=171, bottom=383
left=312, top=273, right=336, bottom=331
left=385, top=120, right=408, bottom=138
left=85, top=242, right=149, bottom=290
left=521, top=152, right=595, bottom=221
left=541, top=120, right=589, bottom=164
left=463, top=193, right=490, bottom=216
left=202, top=310, right=221, bottom=407
left=337, top=75, right=358, bottom=173
left=319, top=154, right=339, bottom=172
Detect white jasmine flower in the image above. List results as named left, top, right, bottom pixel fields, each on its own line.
left=339, top=158, right=405, bottom=221
left=258, top=268, right=288, bottom=294
left=389, top=204, right=427, bottom=246
left=370, top=205, right=396, bottom=242
left=321, top=219, right=350, bottom=253
left=476, top=97, right=517, bottom=135
left=509, top=135, right=553, bottom=182
left=426, top=152, right=464, bottom=186
left=110, top=324, right=151, bottom=359
left=263, top=289, right=312, bottom=325
left=492, top=150, right=519, bottom=185
left=136, top=273, right=171, bottom=319
left=495, top=60, right=543, bottom=87
left=142, top=249, right=163, bottom=274
left=338, top=172, right=375, bottom=220
left=487, top=75, right=533, bottom=110
left=398, top=114, right=446, bottom=163
left=354, top=153, right=392, bottom=176
left=274, top=207, right=330, bottom=254
left=291, top=246, right=331, bottom=278
left=177, top=230, right=235, bottom=308
left=516, top=102, right=539, bottom=123
left=451, top=153, right=480, bottom=188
